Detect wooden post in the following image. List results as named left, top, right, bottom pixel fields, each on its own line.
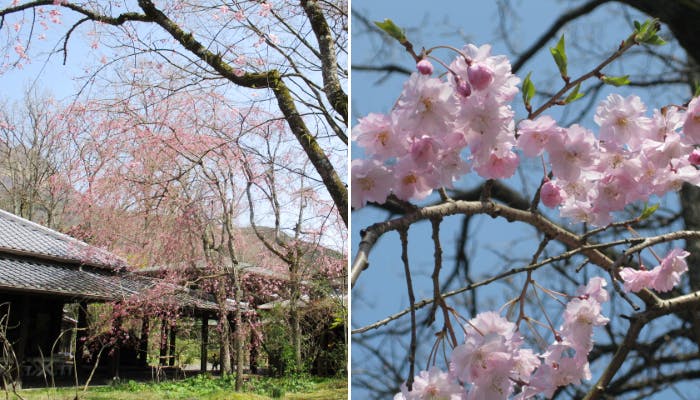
left=14, top=295, right=30, bottom=388
left=111, top=314, right=123, bottom=380
left=76, top=301, right=88, bottom=369
left=168, top=325, right=176, bottom=367
left=159, top=319, right=167, bottom=366
left=200, top=315, right=208, bottom=372
left=250, top=328, right=258, bottom=375
left=138, top=317, right=150, bottom=366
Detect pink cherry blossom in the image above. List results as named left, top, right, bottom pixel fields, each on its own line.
left=350, top=159, right=392, bottom=208
left=619, top=266, right=655, bottom=292
left=395, top=367, right=465, bottom=400
left=394, top=73, right=458, bottom=138
left=683, top=96, right=700, bottom=143
left=450, top=43, right=520, bottom=102
left=392, top=159, right=436, bottom=201
left=620, top=249, right=690, bottom=293
left=576, top=276, right=610, bottom=304
left=595, top=93, right=650, bottom=150
left=352, top=113, right=406, bottom=160
left=517, top=115, right=561, bottom=157
left=473, top=150, right=519, bottom=180
left=546, top=124, right=596, bottom=181
left=653, top=248, right=690, bottom=292
left=561, top=297, right=609, bottom=353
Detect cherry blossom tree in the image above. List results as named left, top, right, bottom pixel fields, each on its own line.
left=0, top=0, right=347, bottom=390
left=352, top=4, right=700, bottom=399
left=0, top=0, right=347, bottom=225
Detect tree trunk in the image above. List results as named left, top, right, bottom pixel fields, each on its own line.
left=289, top=264, right=302, bottom=369
left=233, top=298, right=244, bottom=390
left=215, top=276, right=232, bottom=375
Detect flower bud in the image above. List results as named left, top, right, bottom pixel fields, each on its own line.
left=690, top=149, right=700, bottom=165
left=467, top=63, right=494, bottom=91
left=541, top=180, right=563, bottom=208
left=416, top=59, right=434, bottom=75
left=455, top=76, right=472, bottom=98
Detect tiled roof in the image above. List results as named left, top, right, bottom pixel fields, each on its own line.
left=0, top=209, right=126, bottom=269
left=138, top=261, right=292, bottom=282
left=0, top=254, right=237, bottom=313
left=0, top=254, right=131, bottom=300
left=0, top=210, right=236, bottom=314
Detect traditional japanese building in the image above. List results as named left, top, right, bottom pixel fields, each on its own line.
left=0, top=209, right=232, bottom=386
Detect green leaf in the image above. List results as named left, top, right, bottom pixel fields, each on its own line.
left=374, top=19, right=406, bottom=43
left=693, top=81, right=700, bottom=97
left=633, top=18, right=665, bottom=46
left=549, top=34, right=568, bottom=78
left=639, top=203, right=659, bottom=220
left=564, top=82, right=584, bottom=103
left=602, top=75, right=630, bottom=87
left=522, top=72, right=535, bottom=107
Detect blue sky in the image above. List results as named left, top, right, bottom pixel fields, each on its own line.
left=350, top=1, right=693, bottom=399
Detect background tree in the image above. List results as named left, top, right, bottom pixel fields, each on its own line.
left=352, top=1, right=700, bottom=399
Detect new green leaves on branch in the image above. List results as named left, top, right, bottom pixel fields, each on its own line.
left=631, top=19, right=665, bottom=46
left=375, top=19, right=407, bottom=43
left=550, top=35, right=568, bottom=80
left=639, top=203, right=659, bottom=220
left=522, top=72, right=535, bottom=109
left=602, top=75, right=630, bottom=87
left=564, top=82, right=584, bottom=104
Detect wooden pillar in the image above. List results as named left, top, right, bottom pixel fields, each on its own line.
left=200, top=315, right=208, bottom=372
left=159, top=319, right=167, bottom=366
left=168, top=325, right=176, bottom=367
left=14, top=295, right=31, bottom=388
left=138, top=317, right=150, bottom=367
left=75, top=301, right=88, bottom=368
left=250, top=329, right=258, bottom=375
left=111, top=315, right=122, bottom=380
left=111, top=347, right=121, bottom=380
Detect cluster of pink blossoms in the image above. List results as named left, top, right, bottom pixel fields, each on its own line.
left=521, top=95, right=700, bottom=226
left=394, top=278, right=610, bottom=400
left=352, top=44, right=520, bottom=206
left=352, top=43, right=700, bottom=228
left=619, top=248, right=689, bottom=293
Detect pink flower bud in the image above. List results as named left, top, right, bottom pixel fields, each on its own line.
left=416, top=59, right=434, bottom=75
left=455, top=77, right=472, bottom=98
left=467, top=63, right=494, bottom=91
left=541, top=180, right=563, bottom=208
left=690, top=149, right=700, bottom=165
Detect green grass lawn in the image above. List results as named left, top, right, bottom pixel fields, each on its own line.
left=7, top=375, right=347, bottom=400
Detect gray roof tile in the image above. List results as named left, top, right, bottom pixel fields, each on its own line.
left=0, top=209, right=126, bottom=269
